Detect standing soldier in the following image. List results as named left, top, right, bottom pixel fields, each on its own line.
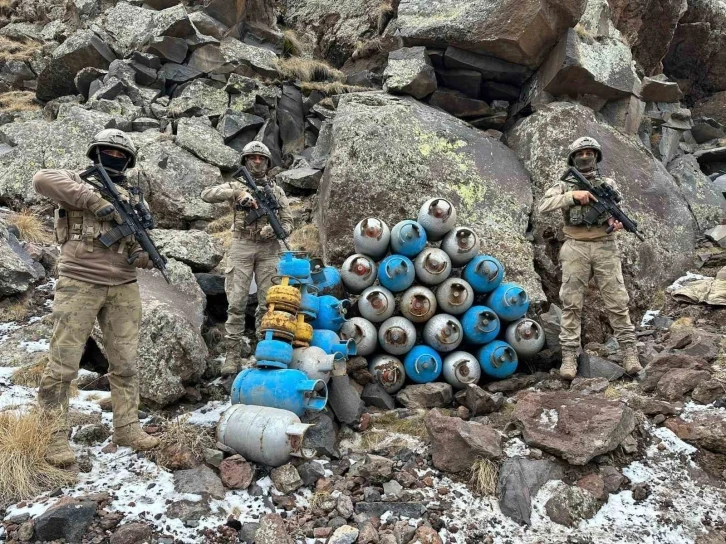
left=201, top=141, right=293, bottom=377
left=538, top=137, right=642, bottom=380
left=34, top=129, right=159, bottom=468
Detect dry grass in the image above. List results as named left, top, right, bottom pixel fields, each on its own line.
left=603, top=385, right=622, bottom=400
left=212, top=230, right=232, bottom=250
left=288, top=223, right=321, bottom=256
left=151, top=414, right=215, bottom=470
left=650, top=289, right=666, bottom=310
left=68, top=410, right=101, bottom=427
left=8, top=209, right=52, bottom=244
left=309, top=491, right=333, bottom=510
left=11, top=358, right=47, bottom=387
left=207, top=212, right=234, bottom=233
left=0, top=36, right=41, bottom=62
left=300, top=81, right=369, bottom=96
left=573, top=23, right=595, bottom=42
left=0, top=409, right=77, bottom=506
left=282, top=29, right=303, bottom=58
left=0, top=91, right=41, bottom=113
left=371, top=411, right=428, bottom=438
left=276, top=57, right=345, bottom=83
left=1, top=295, right=32, bottom=322
left=469, top=457, right=499, bottom=496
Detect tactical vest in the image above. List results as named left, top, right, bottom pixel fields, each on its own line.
left=53, top=185, right=136, bottom=254
left=563, top=175, right=610, bottom=227
left=232, top=178, right=280, bottom=234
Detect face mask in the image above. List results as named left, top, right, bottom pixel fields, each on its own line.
left=98, top=151, right=129, bottom=175
left=574, top=155, right=596, bottom=172
left=246, top=157, right=268, bottom=178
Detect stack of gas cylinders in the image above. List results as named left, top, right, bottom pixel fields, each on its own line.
left=219, top=251, right=355, bottom=466
left=309, top=197, right=546, bottom=395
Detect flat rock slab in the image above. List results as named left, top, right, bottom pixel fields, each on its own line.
left=512, top=391, right=635, bottom=465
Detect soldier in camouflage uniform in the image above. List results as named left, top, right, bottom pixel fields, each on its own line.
left=34, top=129, right=159, bottom=467
left=538, top=137, right=642, bottom=380
left=201, top=141, right=293, bottom=376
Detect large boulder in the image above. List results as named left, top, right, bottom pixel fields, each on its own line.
left=0, top=222, right=45, bottom=296
left=167, top=79, right=229, bottom=118
left=317, top=92, right=542, bottom=301
left=663, top=0, right=726, bottom=95
left=665, top=411, right=726, bottom=454
left=175, top=117, right=240, bottom=171
left=0, top=106, right=113, bottom=206
left=693, top=92, right=726, bottom=126
left=382, top=46, right=437, bottom=99
left=187, top=38, right=279, bottom=79
left=424, top=409, right=502, bottom=473
left=36, top=29, right=116, bottom=101
left=607, top=0, right=687, bottom=76
left=151, top=229, right=224, bottom=272
left=135, top=140, right=226, bottom=229
left=667, top=155, right=726, bottom=232
left=506, top=102, right=698, bottom=310
left=512, top=391, right=636, bottom=465
left=497, top=458, right=564, bottom=525
left=135, top=260, right=208, bottom=407
left=281, top=0, right=380, bottom=67
left=104, top=3, right=157, bottom=56
left=395, top=0, right=587, bottom=68
left=535, top=28, right=639, bottom=100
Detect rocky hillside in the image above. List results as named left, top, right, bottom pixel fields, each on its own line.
left=0, top=0, right=725, bottom=543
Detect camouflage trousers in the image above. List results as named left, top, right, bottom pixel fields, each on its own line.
left=224, top=236, right=280, bottom=342
left=38, top=277, right=142, bottom=429
left=558, top=238, right=636, bottom=349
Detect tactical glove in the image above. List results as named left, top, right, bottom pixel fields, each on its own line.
left=236, top=191, right=257, bottom=208
left=87, top=194, right=116, bottom=220
left=129, top=250, right=153, bottom=269
left=259, top=225, right=275, bottom=239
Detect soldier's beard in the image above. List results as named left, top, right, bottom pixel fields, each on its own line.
left=574, top=156, right=596, bottom=172
left=246, top=158, right=268, bottom=179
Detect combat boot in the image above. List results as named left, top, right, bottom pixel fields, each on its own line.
left=559, top=349, right=578, bottom=380
left=221, top=341, right=242, bottom=377
left=45, top=430, right=76, bottom=467
left=113, top=423, right=159, bottom=450
left=621, top=343, right=643, bottom=375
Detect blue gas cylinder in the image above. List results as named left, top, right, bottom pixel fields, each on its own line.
left=278, top=252, right=312, bottom=283
left=477, top=340, right=518, bottom=379
left=463, top=255, right=504, bottom=294
left=311, top=329, right=357, bottom=360
left=309, top=295, right=349, bottom=332
left=403, top=345, right=443, bottom=384
left=231, top=368, right=328, bottom=416
left=390, top=220, right=427, bottom=258
left=485, top=283, right=530, bottom=322
left=378, top=254, right=415, bottom=293
left=299, top=285, right=320, bottom=320
left=254, top=332, right=294, bottom=369
left=310, top=259, right=344, bottom=298
left=461, top=306, right=501, bottom=345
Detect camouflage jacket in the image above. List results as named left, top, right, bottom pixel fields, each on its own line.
left=200, top=178, right=293, bottom=237
left=33, top=169, right=141, bottom=286
left=538, top=175, right=620, bottom=241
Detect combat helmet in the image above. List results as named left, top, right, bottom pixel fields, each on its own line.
left=86, top=129, right=137, bottom=168
left=567, top=137, right=602, bottom=166
left=241, top=141, right=272, bottom=160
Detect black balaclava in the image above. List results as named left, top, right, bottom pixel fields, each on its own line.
left=96, top=148, right=130, bottom=183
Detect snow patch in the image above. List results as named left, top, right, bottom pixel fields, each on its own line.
left=538, top=408, right=559, bottom=430
left=640, top=309, right=660, bottom=327
left=19, top=339, right=50, bottom=353
left=504, top=437, right=530, bottom=458
left=186, top=400, right=231, bottom=427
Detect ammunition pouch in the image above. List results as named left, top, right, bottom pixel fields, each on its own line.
left=53, top=208, right=69, bottom=244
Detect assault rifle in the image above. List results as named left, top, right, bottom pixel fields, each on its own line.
left=560, top=167, right=646, bottom=242
left=232, top=165, right=291, bottom=250
left=79, top=164, right=170, bottom=283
